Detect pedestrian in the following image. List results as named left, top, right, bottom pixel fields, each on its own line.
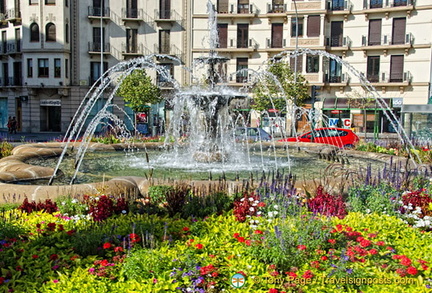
left=7, top=116, right=12, bottom=133
left=11, top=117, right=17, bottom=134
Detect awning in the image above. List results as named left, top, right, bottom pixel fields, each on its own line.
left=322, top=98, right=392, bottom=110
left=401, top=104, right=432, bottom=113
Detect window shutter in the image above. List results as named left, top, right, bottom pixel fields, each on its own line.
left=368, top=19, right=381, bottom=45
left=307, top=15, right=320, bottom=37
left=392, top=18, right=406, bottom=45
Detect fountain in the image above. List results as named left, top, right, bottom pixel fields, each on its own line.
left=0, top=1, right=428, bottom=204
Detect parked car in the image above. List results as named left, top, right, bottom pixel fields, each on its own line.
left=235, top=127, right=272, bottom=142
left=278, top=127, right=359, bottom=148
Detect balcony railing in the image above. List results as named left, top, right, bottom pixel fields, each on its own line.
left=6, top=42, right=21, bottom=54
left=154, top=44, right=184, bottom=62
left=327, top=0, right=353, bottom=11
left=227, top=3, right=260, bottom=15
left=229, top=38, right=259, bottom=50
left=122, top=8, right=143, bottom=19
left=326, top=36, right=351, bottom=48
left=88, top=6, right=110, bottom=18
left=6, top=8, right=21, bottom=21
left=378, top=71, right=411, bottom=83
left=267, top=3, right=287, bottom=13
left=88, top=42, right=110, bottom=53
left=325, top=73, right=350, bottom=84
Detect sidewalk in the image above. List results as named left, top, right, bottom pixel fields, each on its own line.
left=0, top=130, right=64, bottom=143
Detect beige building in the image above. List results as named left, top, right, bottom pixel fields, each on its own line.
left=0, top=0, right=431, bottom=137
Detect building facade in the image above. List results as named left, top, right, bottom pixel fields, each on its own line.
left=0, top=0, right=431, bottom=136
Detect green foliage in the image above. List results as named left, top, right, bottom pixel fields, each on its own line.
left=90, top=135, right=122, bottom=144
left=116, top=69, right=161, bottom=113
left=0, top=140, right=13, bottom=158
left=347, top=184, right=401, bottom=216
left=147, top=185, right=173, bottom=205
left=252, top=60, right=309, bottom=111
left=122, top=248, right=172, bottom=281
left=56, top=196, right=88, bottom=216
left=181, top=191, right=233, bottom=218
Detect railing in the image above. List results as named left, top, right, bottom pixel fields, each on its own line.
left=267, top=3, right=287, bottom=13
left=88, top=6, right=110, bottom=17
left=266, top=38, right=286, bottom=48
left=325, top=73, right=349, bottom=83
left=88, top=42, right=110, bottom=53
left=8, top=77, right=22, bottom=86
left=122, top=8, right=143, bottom=19
left=229, top=3, right=260, bottom=15
left=230, top=38, right=259, bottom=49
left=6, top=42, right=21, bottom=54
left=327, top=0, right=353, bottom=11
left=154, top=44, right=184, bottom=61
left=6, top=8, right=21, bottom=20
left=121, top=43, right=143, bottom=54
left=363, top=0, right=383, bottom=9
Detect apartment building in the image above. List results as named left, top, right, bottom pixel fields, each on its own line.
left=192, top=0, right=432, bottom=135
left=0, top=0, right=431, bottom=136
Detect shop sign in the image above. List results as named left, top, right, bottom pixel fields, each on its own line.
left=40, top=99, right=61, bottom=107
left=330, top=110, right=342, bottom=114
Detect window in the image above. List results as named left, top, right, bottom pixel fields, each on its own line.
left=65, top=23, right=69, bottom=43
left=92, top=27, right=105, bottom=51
left=330, top=21, right=343, bottom=47
left=368, top=19, right=381, bottom=46
left=390, top=55, right=403, bottom=82
left=0, top=0, right=4, bottom=14
left=367, top=56, right=380, bottom=82
left=237, top=0, right=249, bottom=14
left=160, top=0, right=171, bottom=19
left=328, top=58, right=342, bottom=83
left=271, top=0, right=284, bottom=13
left=2, top=63, right=8, bottom=86
left=15, top=28, right=20, bottom=52
left=54, top=58, right=61, bottom=78
left=306, top=55, right=319, bottom=73
left=126, top=29, right=138, bottom=53
left=307, top=15, right=320, bottom=37
left=1, top=31, right=6, bottom=54
left=159, top=30, right=170, bottom=54
left=126, top=0, right=138, bottom=18
left=93, top=0, right=104, bottom=16
left=13, top=62, right=22, bottom=86
left=290, top=56, right=303, bottom=72
left=236, top=58, right=248, bottom=83
left=38, top=58, right=49, bottom=77
left=217, top=0, right=228, bottom=13
left=90, top=61, right=108, bottom=84
left=30, top=23, right=40, bottom=42
left=46, top=23, right=56, bottom=42
left=393, top=0, right=407, bottom=7
left=157, top=63, right=173, bottom=87
left=45, top=0, right=55, bottom=4
left=30, top=0, right=39, bottom=4
left=217, top=24, right=228, bottom=48
left=271, top=23, right=283, bottom=48
left=27, top=59, right=33, bottom=78
left=392, top=18, right=406, bottom=45
left=65, top=59, right=68, bottom=78
left=291, top=17, right=304, bottom=37
left=331, top=0, right=344, bottom=11
left=370, top=0, right=382, bottom=9
left=65, top=0, right=68, bottom=7
left=237, top=24, right=249, bottom=48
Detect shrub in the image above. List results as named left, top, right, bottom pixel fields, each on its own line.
left=165, top=184, right=190, bottom=217
left=307, top=186, right=347, bottom=219
left=18, top=198, right=58, bottom=214
left=0, top=141, right=13, bottom=158
left=181, top=191, right=233, bottom=218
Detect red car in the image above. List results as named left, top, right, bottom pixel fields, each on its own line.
left=278, top=127, right=359, bottom=148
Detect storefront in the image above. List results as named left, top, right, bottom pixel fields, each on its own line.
left=322, top=97, right=399, bottom=135
left=40, top=99, right=61, bottom=132
left=401, top=104, right=432, bottom=140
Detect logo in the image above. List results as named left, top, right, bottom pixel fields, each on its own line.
left=231, top=273, right=246, bottom=288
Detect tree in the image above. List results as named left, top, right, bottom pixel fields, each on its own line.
left=116, top=69, right=162, bottom=113
left=251, top=60, right=309, bottom=112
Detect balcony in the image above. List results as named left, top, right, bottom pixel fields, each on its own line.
left=6, top=42, right=21, bottom=55
left=0, top=13, right=6, bottom=26
left=154, top=10, right=184, bottom=27
left=363, top=0, right=415, bottom=19
left=216, top=3, right=259, bottom=24
left=264, top=38, right=287, bottom=54
left=215, top=38, right=258, bottom=57
left=154, top=44, right=184, bottom=63
left=87, top=6, right=111, bottom=23
left=327, top=0, right=353, bottom=21
left=364, top=71, right=411, bottom=93
left=361, top=33, right=413, bottom=56
left=326, top=36, right=351, bottom=57
left=266, top=3, right=287, bottom=22
left=121, top=43, right=152, bottom=59
left=121, top=8, right=143, bottom=22
left=324, top=72, right=350, bottom=92
left=6, top=8, right=21, bottom=23
left=88, top=42, right=110, bottom=55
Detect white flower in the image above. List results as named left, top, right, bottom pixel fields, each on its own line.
left=257, top=211, right=262, bottom=215
left=273, top=205, right=279, bottom=210
left=122, top=210, right=127, bottom=214
left=240, top=198, right=245, bottom=202
left=248, top=197, right=254, bottom=202
left=61, top=202, right=66, bottom=206
left=71, top=199, right=78, bottom=204
left=268, top=211, right=273, bottom=217
left=366, top=209, right=371, bottom=213
left=249, top=207, right=255, bottom=212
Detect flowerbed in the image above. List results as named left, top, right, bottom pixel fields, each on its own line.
left=1, top=176, right=432, bottom=292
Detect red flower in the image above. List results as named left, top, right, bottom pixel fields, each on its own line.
left=368, top=249, right=378, bottom=255
left=49, top=254, right=58, bottom=261
left=211, top=272, right=219, bottom=277
left=268, top=289, right=279, bottom=293
left=359, top=239, right=372, bottom=248
left=47, top=222, right=56, bottom=231
left=254, top=230, right=263, bottom=234
left=32, top=254, right=39, bottom=259
left=400, top=257, right=412, bottom=267
left=310, top=261, right=320, bottom=268
left=233, top=233, right=240, bottom=238
left=130, top=233, right=141, bottom=243
left=258, top=202, right=266, bottom=207
left=270, top=270, right=279, bottom=276
left=182, top=227, right=190, bottom=232
left=195, top=243, right=204, bottom=249
left=114, top=246, right=124, bottom=253
left=321, top=256, right=328, bottom=261
left=297, top=245, right=306, bottom=251
left=328, top=239, right=336, bottom=245
left=302, top=270, right=314, bottom=279
left=375, top=241, right=385, bottom=246
left=0, top=277, right=4, bottom=284
left=103, top=242, right=112, bottom=249
left=396, top=268, right=407, bottom=277
left=237, top=237, right=245, bottom=243
left=100, top=259, right=109, bottom=267
left=245, top=239, right=252, bottom=246
left=66, top=229, right=75, bottom=236
left=286, top=272, right=297, bottom=278
left=407, top=266, right=418, bottom=275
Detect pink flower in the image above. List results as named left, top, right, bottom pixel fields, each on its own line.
left=297, top=245, right=306, bottom=251
left=52, top=279, right=59, bottom=283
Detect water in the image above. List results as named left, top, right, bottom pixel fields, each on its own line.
left=47, top=1, right=414, bottom=185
